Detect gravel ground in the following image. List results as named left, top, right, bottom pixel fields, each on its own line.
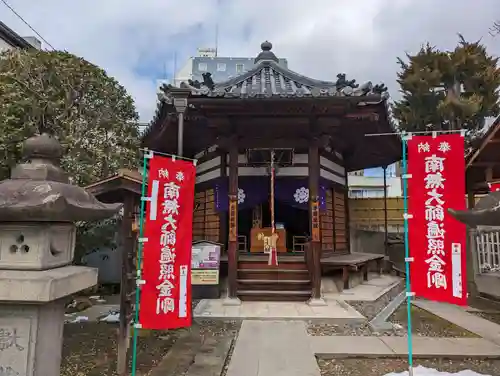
left=467, top=296, right=500, bottom=312
left=389, top=305, right=478, bottom=337
left=308, top=280, right=406, bottom=337
left=61, top=313, right=240, bottom=376
left=347, top=280, right=405, bottom=321
left=317, top=358, right=500, bottom=376
left=472, top=311, right=500, bottom=326
left=61, top=322, right=180, bottom=376
left=467, top=296, right=500, bottom=326
left=307, top=322, right=404, bottom=336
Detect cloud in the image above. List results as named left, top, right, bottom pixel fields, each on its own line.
left=2, top=0, right=499, bottom=122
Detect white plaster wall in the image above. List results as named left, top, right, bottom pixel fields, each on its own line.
left=0, top=38, right=14, bottom=53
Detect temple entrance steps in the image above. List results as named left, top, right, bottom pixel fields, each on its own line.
left=236, top=255, right=312, bottom=301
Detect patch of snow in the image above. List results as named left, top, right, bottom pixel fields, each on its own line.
left=384, top=366, right=491, bottom=376
left=393, top=323, right=404, bottom=330
left=69, top=316, right=89, bottom=323
left=99, top=311, right=120, bottom=323
left=89, top=295, right=101, bottom=300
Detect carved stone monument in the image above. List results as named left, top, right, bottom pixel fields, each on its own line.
left=0, top=134, right=122, bottom=376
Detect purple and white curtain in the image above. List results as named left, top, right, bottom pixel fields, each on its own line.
left=214, top=177, right=329, bottom=212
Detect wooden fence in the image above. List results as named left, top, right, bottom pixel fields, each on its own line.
left=349, top=198, right=404, bottom=232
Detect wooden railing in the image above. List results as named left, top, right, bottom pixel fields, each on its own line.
left=475, top=227, right=500, bottom=273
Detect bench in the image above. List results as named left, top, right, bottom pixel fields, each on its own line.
left=321, top=253, right=384, bottom=290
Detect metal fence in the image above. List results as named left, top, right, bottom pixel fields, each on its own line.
left=475, top=227, right=500, bottom=273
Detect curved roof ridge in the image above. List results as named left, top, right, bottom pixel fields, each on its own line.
left=268, top=61, right=337, bottom=88
left=213, top=60, right=339, bottom=92
left=213, top=63, right=267, bottom=89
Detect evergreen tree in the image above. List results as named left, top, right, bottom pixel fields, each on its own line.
left=0, top=49, right=141, bottom=263
left=0, top=49, right=141, bottom=185
left=393, top=35, right=500, bottom=141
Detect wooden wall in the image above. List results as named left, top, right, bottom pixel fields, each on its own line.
left=319, top=186, right=348, bottom=254
left=192, top=188, right=220, bottom=242
left=320, top=189, right=334, bottom=251
left=333, top=186, right=348, bottom=253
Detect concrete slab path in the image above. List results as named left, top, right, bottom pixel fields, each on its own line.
left=194, top=300, right=364, bottom=323
left=413, top=300, right=500, bottom=346
left=225, top=320, right=321, bottom=376
left=324, top=274, right=401, bottom=301
left=225, top=320, right=500, bottom=376
left=311, top=336, right=500, bottom=358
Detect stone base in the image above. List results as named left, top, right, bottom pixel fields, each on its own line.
left=307, top=297, right=327, bottom=306
left=222, top=297, right=242, bottom=306
left=0, top=300, right=66, bottom=376
left=0, top=265, right=98, bottom=302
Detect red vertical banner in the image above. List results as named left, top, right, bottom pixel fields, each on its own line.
left=407, top=134, right=467, bottom=306
left=139, top=155, right=196, bottom=329
left=488, top=182, right=500, bottom=192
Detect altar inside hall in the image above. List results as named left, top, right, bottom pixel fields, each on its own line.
left=210, top=175, right=332, bottom=254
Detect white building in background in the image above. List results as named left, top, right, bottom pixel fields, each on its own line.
left=348, top=164, right=402, bottom=198
left=170, top=47, right=288, bottom=86
left=0, top=21, right=41, bottom=52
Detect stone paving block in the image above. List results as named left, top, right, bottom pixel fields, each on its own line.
left=226, top=320, right=321, bottom=376
left=414, top=300, right=500, bottom=346
left=379, top=336, right=500, bottom=357
left=310, top=336, right=394, bottom=357
left=186, top=336, right=233, bottom=376
left=149, top=331, right=203, bottom=376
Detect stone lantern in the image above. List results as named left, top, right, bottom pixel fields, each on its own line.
left=448, top=192, right=500, bottom=227
left=0, top=134, right=122, bottom=376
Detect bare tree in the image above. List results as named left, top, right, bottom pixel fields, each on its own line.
left=489, top=20, right=500, bottom=37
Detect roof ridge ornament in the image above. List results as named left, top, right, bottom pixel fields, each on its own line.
left=254, top=40, right=279, bottom=64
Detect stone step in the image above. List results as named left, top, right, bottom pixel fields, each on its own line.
left=237, top=279, right=311, bottom=291
left=238, top=289, right=311, bottom=301
left=237, top=268, right=310, bottom=281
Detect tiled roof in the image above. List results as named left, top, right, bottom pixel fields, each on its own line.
left=171, top=41, right=388, bottom=99
left=0, top=21, right=32, bottom=50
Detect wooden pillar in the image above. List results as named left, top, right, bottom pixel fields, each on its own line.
left=383, top=165, right=389, bottom=258
left=344, top=166, right=351, bottom=253
left=227, top=142, right=239, bottom=299
left=466, top=190, right=479, bottom=299
left=219, top=150, right=228, bottom=247
left=117, top=193, right=135, bottom=375
left=308, top=139, right=322, bottom=300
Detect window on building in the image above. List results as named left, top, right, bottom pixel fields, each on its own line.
left=198, top=62, right=208, bottom=71
left=236, top=63, right=245, bottom=73
left=217, top=63, right=226, bottom=71
left=349, top=188, right=385, bottom=198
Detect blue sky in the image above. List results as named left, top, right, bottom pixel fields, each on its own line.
left=2, top=0, right=499, bottom=123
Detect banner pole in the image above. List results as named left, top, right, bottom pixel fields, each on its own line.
left=131, top=151, right=149, bottom=376
left=402, top=135, right=414, bottom=376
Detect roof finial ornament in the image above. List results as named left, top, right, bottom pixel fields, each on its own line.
left=261, top=40, right=272, bottom=51
left=254, top=40, right=279, bottom=64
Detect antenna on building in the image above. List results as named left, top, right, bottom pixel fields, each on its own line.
left=173, top=51, right=177, bottom=86
left=215, top=23, right=219, bottom=57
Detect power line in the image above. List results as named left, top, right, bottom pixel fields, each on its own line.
left=0, top=0, right=55, bottom=50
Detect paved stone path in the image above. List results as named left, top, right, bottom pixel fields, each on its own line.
left=150, top=328, right=232, bottom=376
left=311, top=336, right=500, bottom=357
left=413, top=300, right=500, bottom=346
left=225, top=320, right=321, bottom=376
left=194, top=300, right=364, bottom=322
left=225, top=319, right=500, bottom=376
